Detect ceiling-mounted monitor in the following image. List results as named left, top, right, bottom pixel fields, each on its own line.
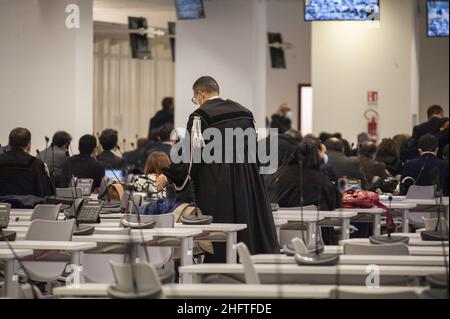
left=175, top=0, right=205, bottom=20
left=304, top=0, right=380, bottom=21
left=427, top=0, right=449, bottom=37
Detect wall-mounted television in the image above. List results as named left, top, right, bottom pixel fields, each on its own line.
left=304, top=0, right=380, bottom=21
left=175, top=0, right=205, bottom=20
left=427, top=0, right=449, bottom=37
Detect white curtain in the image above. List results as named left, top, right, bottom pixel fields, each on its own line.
left=94, top=38, right=174, bottom=150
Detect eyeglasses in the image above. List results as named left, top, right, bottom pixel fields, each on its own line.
left=191, top=91, right=201, bottom=105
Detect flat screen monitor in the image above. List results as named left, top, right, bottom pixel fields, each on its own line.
left=130, top=34, right=152, bottom=59
left=105, top=170, right=125, bottom=183
left=304, top=0, right=380, bottom=21
left=175, top=0, right=205, bottom=20
left=427, top=1, right=449, bottom=37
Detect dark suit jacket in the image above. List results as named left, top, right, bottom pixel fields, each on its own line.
left=327, top=150, right=364, bottom=182
left=148, top=109, right=174, bottom=139
left=0, top=149, right=54, bottom=197
left=270, top=114, right=291, bottom=134
left=402, top=154, right=448, bottom=191
left=97, top=150, right=124, bottom=169
left=62, top=154, right=105, bottom=189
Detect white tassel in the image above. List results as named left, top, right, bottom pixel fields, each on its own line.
left=191, top=116, right=205, bottom=148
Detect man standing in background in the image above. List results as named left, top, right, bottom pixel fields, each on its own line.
left=148, top=97, right=175, bottom=140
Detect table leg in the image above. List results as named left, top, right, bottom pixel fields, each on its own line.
left=341, top=218, right=350, bottom=240
left=306, top=222, right=316, bottom=247
left=226, top=231, right=237, bottom=264
left=70, top=251, right=85, bottom=283
left=180, top=237, right=193, bottom=283
left=3, top=259, right=19, bottom=298
left=402, top=209, right=409, bottom=233
left=373, top=214, right=381, bottom=236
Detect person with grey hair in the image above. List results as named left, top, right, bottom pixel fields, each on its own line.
left=156, top=76, right=279, bottom=262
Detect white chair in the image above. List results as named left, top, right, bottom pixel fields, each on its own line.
left=330, top=287, right=420, bottom=299
left=343, top=243, right=410, bottom=255
left=406, top=185, right=435, bottom=200
left=423, top=217, right=449, bottom=231
left=30, top=204, right=61, bottom=221
left=236, top=242, right=260, bottom=284
left=107, top=261, right=163, bottom=299
left=21, top=219, right=75, bottom=293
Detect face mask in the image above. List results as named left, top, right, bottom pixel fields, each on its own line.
left=285, top=111, right=293, bottom=120
left=323, top=154, right=329, bottom=165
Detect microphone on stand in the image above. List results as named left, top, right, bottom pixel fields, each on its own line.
left=122, top=139, right=127, bottom=153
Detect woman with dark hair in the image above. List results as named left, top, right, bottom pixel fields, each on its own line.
left=266, top=141, right=341, bottom=244
left=376, top=138, right=403, bottom=176
left=266, top=141, right=341, bottom=211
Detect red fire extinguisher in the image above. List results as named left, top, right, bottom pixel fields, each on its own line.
left=364, top=109, right=379, bottom=142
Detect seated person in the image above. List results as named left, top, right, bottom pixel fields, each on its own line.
left=138, top=152, right=179, bottom=215
left=266, top=141, right=341, bottom=244
left=0, top=128, right=53, bottom=197
left=38, top=131, right=72, bottom=187
left=402, top=134, right=448, bottom=192
left=375, top=138, right=403, bottom=177
left=61, top=135, right=105, bottom=190
left=358, top=141, right=391, bottom=184
left=141, top=123, right=174, bottom=165
left=123, top=137, right=148, bottom=174
left=97, top=129, right=125, bottom=169
left=324, top=137, right=365, bottom=184
left=303, top=136, right=338, bottom=183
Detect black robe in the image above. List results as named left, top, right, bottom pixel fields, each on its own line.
left=163, top=98, right=279, bottom=258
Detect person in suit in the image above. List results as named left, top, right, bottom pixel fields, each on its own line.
left=402, top=134, right=448, bottom=191
left=123, top=137, right=148, bottom=173
left=401, top=105, right=449, bottom=161
left=0, top=128, right=53, bottom=197
left=97, top=129, right=124, bottom=169
left=376, top=138, right=403, bottom=176
left=358, top=141, right=391, bottom=184
left=61, top=135, right=105, bottom=189
left=38, top=131, right=72, bottom=187
left=270, top=102, right=292, bottom=134
left=148, top=97, right=174, bottom=140
left=324, top=137, right=365, bottom=184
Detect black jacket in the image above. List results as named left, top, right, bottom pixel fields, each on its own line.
left=402, top=154, right=448, bottom=194
left=148, top=109, right=174, bottom=139
left=62, top=154, right=105, bottom=189
left=0, top=149, right=54, bottom=197
left=270, top=114, right=291, bottom=134
left=97, top=150, right=124, bottom=170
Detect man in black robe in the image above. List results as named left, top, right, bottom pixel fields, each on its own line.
left=157, top=76, right=279, bottom=262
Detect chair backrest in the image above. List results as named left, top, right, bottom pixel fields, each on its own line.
left=406, top=185, right=435, bottom=200
left=278, top=205, right=317, bottom=211
left=343, top=243, right=410, bottom=256
left=25, top=219, right=75, bottom=241
left=236, top=242, right=260, bottom=284
left=423, top=217, right=449, bottom=231
left=55, top=187, right=82, bottom=199
left=153, top=213, right=174, bottom=228
left=330, top=288, right=420, bottom=299
left=31, top=204, right=61, bottom=221
left=109, top=261, right=163, bottom=298
left=291, top=237, right=309, bottom=255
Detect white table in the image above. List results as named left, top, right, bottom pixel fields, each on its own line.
left=175, top=223, right=247, bottom=264
left=381, top=197, right=449, bottom=233
left=179, top=263, right=446, bottom=284
left=0, top=248, right=33, bottom=298
left=250, top=254, right=449, bottom=266
left=273, top=210, right=357, bottom=242
left=340, top=238, right=449, bottom=247
left=0, top=241, right=96, bottom=285
left=52, top=283, right=426, bottom=299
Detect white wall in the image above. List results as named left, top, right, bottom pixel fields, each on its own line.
left=418, top=0, right=449, bottom=122
left=311, top=0, right=419, bottom=144
left=175, top=0, right=267, bottom=130
left=0, top=0, right=93, bottom=151
left=266, top=0, right=311, bottom=130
